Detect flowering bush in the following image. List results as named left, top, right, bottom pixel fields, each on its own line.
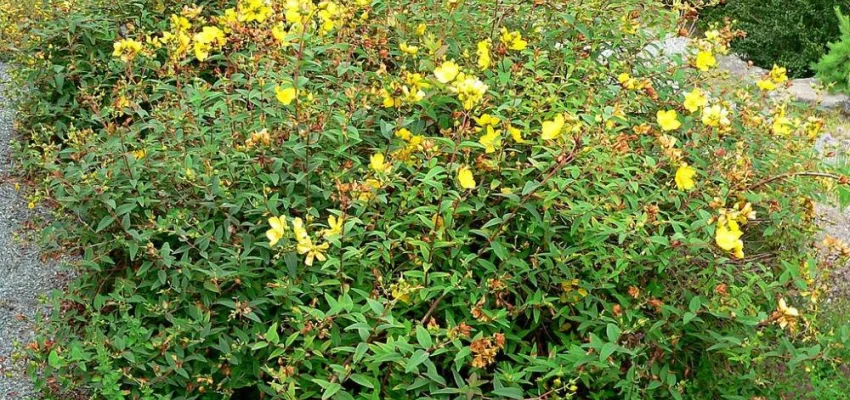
left=6, top=0, right=850, bottom=399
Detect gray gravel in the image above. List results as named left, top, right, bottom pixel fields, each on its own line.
left=0, top=64, right=64, bottom=399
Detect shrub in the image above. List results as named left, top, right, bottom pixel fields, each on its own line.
left=699, top=0, right=850, bottom=78
left=814, top=7, right=850, bottom=94
left=6, top=0, right=850, bottom=399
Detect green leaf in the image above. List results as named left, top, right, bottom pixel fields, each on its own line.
left=349, top=374, right=374, bottom=389
left=599, top=342, right=617, bottom=362
left=606, top=323, right=621, bottom=343
left=321, top=383, right=341, bottom=400
left=492, top=387, right=524, bottom=399
left=48, top=350, right=62, bottom=368
left=405, top=350, right=430, bottom=373
left=95, top=216, right=115, bottom=233
left=266, top=322, right=280, bottom=345
left=416, top=325, right=433, bottom=348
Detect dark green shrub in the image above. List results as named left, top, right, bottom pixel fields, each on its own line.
left=700, top=0, right=850, bottom=78
left=814, top=8, right=850, bottom=93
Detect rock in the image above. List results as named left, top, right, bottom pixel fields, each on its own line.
left=782, top=78, right=850, bottom=112
left=717, top=54, right=766, bottom=80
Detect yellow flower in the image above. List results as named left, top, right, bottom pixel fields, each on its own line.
left=132, top=149, right=147, bottom=160
left=416, top=23, right=427, bottom=36
left=499, top=27, right=527, bottom=51
left=778, top=298, right=799, bottom=317
left=395, top=128, right=413, bottom=141
left=275, top=86, right=297, bottom=105
left=323, top=215, right=344, bottom=238
left=776, top=298, right=800, bottom=330
left=271, top=23, right=290, bottom=46
left=804, top=116, right=824, bottom=138
left=170, top=14, right=191, bottom=32
left=400, top=42, right=419, bottom=56
left=769, top=64, right=788, bottom=84
left=434, top=60, right=460, bottom=83
left=112, top=39, right=143, bottom=62
left=715, top=219, right=744, bottom=259
left=695, top=50, right=717, bottom=72
left=620, top=15, right=639, bottom=35
left=451, top=74, right=488, bottom=110
left=291, top=217, right=309, bottom=243
left=475, top=114, right=500, bottom=127
left=297, top=237, right=329, bottom=266
left=508, top=124, right=526, bottom=143
left=370, top=152, right=389, bottom=173
left=656, top=110, right=681, bottom=131
left=457, top=166, right=476, bottom=189
left=238, top=0, right=273, bottom=23
left=617, top=72, right=637, bottom=90
left=478, top=125, right=501, bottom=154
left=683, top=88, right=707, bottom=113
left=701, top=105, right=730, bottom=127
left=541, top=114, right=565, bottom=140
left=266, top=216, right=288, bottom=247
left=757, top=79, right=776, bottom=91
left=195, top=26, right=225, bottom=46
left=772, top=116, right=793, bottom=136
left=476, top=39, right=491, bottom=70
left=675, top=163, right=696, bottom=190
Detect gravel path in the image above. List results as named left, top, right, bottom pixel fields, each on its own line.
left=0, top=64, right=63, bottom=399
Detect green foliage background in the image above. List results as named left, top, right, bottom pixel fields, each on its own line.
left=700, top=0, right=850, bottom=78
left=813, top=7, right=850, bottom=94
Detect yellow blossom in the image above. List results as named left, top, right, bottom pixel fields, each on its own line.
left=370, top=152, right=390, bottom=173
left=451, top=74, right=488, bottom=110
left=238, top=0, right=273, bottom=23
left=757, top=79, right=776, bottom=91
left=776, top=298, right=800, bottom=330
left=291, top=217, right=309, bottom=243
left=297, top=237, right=329, bottom=266
left=395, top=128, right=413, bottom=141
left=266, top=216, right=288, bottom=247
left=170, top=14, right=191, bottom=32
left=112, top=39, right=143, bottom=62
left=434, top=60, right=460, bottom=83
left=683, top=88, right=708, bottom=113
left=416, top=23, right=427, bottom=36
left=769, top=64, right=788, bottom=83
left=457, top=166, right=476, bottom=190
left=675, top=163, right=696, bottom=190
left=132, top=149, right=147, bottom=160
left=618, top=72, right=638, bottom=90
left=772, top=116, right=793, bottom=136
left=702, top=105, right=730, bottom=127
left=499, top=27, right=527, bottom=51
left=476, top=39, right=491, bottom=70
left=541, top=114, right=566, bottom=140
left=400, top=42, right=419, bottom=56
left=478, top=125, right=501, bottom=154
left=323, top=215, right=344, bottom=238
left=656, top=110, right=681, bottom=131
left=715, top=219, right=744, bottom=259
left=275, top=86, right=297, bottom=105
left=193, top=26, right=225, bottom=61
left=271, top=23, right=290, bottom=46
left=695, top=50, right=717, bottom=72
left=508, top=124, right=526, bottom=143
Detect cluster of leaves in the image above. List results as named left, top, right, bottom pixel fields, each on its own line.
left=699, top=0, right=850, bottom=78
left=5, top=0, right=850, bottom=399
left=813, top=7, right=850, bottom=94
